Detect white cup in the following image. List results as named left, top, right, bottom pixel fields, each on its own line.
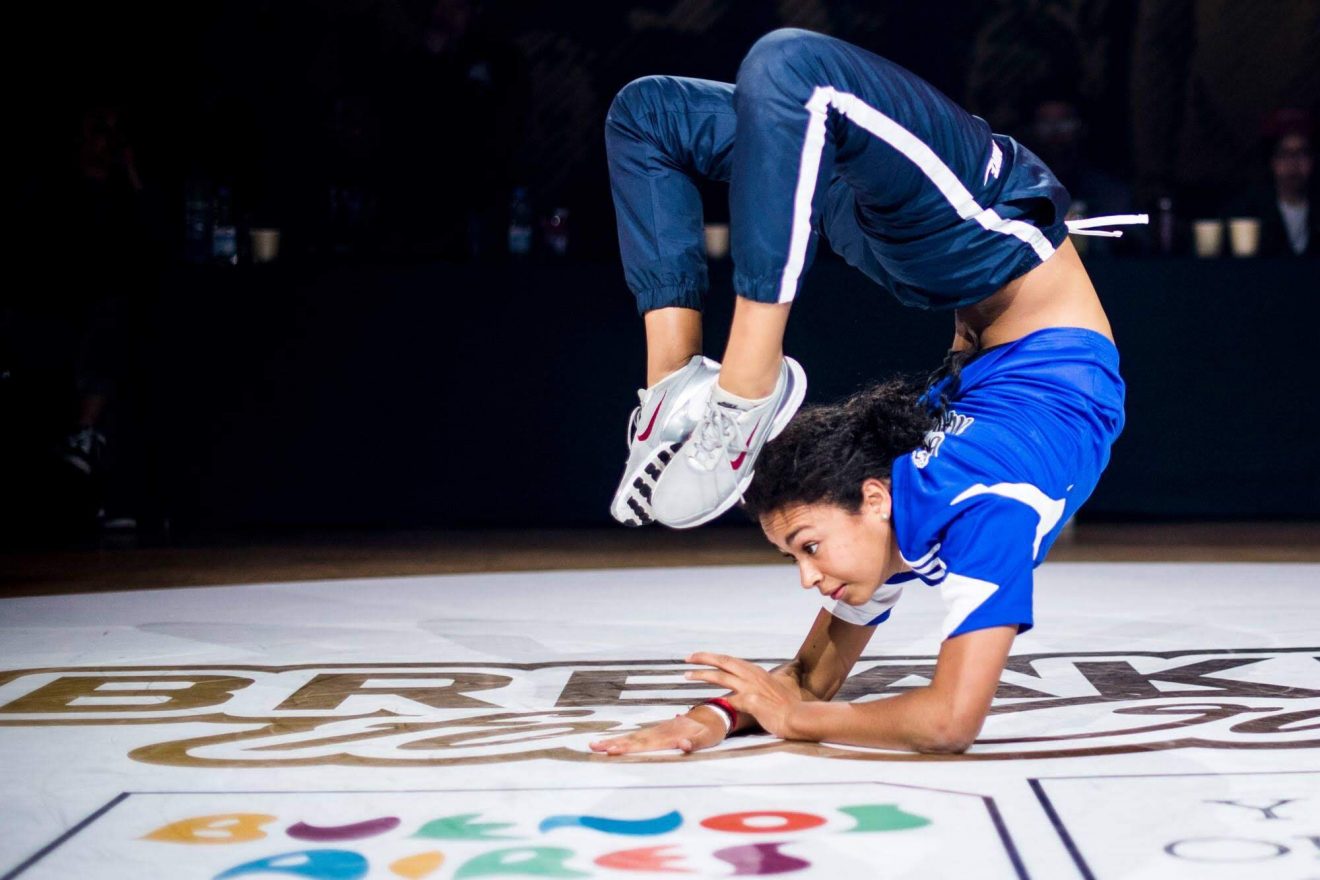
left=704, top=223, right=730, bottom=260
left=1228, top=218, right=1261, bottom=257
left=1192, top=219, right=1223, bottom=258
left=251, top=228, right=281, bottom=264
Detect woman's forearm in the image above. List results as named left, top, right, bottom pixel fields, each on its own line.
left=771, top=660, right=819, bottom=700
left=707, top=610, right=876, bottom=736
left=735, top=656, right=861, bottom=734
left=727, top=660, right=834, bottom=734
left=724, top=662, right=812, bottom=734
left=783, top=610, right=875, bottom=702
left=783, top=626, right=1018, bottom=753
left=785, top=686, right=982, bottom=754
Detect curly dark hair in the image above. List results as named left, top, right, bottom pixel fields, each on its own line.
left=742, top=351, right=972, bottom=519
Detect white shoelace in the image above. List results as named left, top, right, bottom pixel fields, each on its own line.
left=689, top=401, right=743, bottom=471
left=1065, top=213, right=1149, bottom=238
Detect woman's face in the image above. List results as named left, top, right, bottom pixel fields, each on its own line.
left=1272, top=133, right=1312, bottom=195
left=759, top=478, right=904, bottom=606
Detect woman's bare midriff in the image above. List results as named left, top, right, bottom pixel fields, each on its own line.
left=953, top=238, right=1113, bottom=351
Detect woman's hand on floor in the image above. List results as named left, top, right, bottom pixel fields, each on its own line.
left=589, top=709, right=727, bottom=756
left=685, top=652, right=805, bottom=739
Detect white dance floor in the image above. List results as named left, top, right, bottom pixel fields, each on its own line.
left=2, top=562, right=1318, bottom=878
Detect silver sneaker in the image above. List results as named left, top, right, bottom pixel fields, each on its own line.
left=610, top=355, right=722, bottom=526
left=651, top=356, right=807, bottom=529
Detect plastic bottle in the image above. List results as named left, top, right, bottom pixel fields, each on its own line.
left=508, top=187, right=533, bottom=257
left=212, top=186, right=238, bottom=265
left=184, top=179, right=211, bottom=264
left=543, top=207, right=570, bottom=257
left=1156, top=196, right=1175, bottom=255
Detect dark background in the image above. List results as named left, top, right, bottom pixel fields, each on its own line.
left=2, top=0, right=1318, bottom=543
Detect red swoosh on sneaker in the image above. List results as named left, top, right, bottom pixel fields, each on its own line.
left=730, top=418, right=764, bottom=470
left=635, top=392, right=667, bottom=442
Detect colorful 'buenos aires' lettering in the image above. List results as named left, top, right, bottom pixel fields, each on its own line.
left=414, top=813, right=518, bottom=840
left=594, top=845, right=692, bottom=873
left=700, top=812, right=826, bottom=834
left=839, top=804, right=932, bottom=833
left=149, top=802, right=932, bottom=843
left=453, top=846, right=588, bottom=879
left=144, top=814, right=276, bottom=845
left=713, top=842, right=811, bottom=875
left=388, top=851, right=445, bottom=878
left=287, top=817, right=401, bottom=841
left=539, top=811, right=683, bottom=836
left=168, top=799, right=940, bottom=878
left=213, top=849, right=367, bottom=879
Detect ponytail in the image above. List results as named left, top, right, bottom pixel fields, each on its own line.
left=924, top=347, right=974, bottom=423
left=742, top=375, right=937, bottom=518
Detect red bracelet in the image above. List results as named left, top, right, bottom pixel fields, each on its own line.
left=703, top=698, right=739, bottom=730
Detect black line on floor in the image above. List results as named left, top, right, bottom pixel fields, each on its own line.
left=983, top=796, right=1031, bottom=880
left=127, top=780, right=996, bottom=798
left=1025, top=768, right=1320, bottom=781
left=1028, top=778, right=1093, bottom=880
left=0, top=792, right=130, bottom=880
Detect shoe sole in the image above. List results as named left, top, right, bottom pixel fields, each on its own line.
left=658, top=357, right=808, bottom=529
left=609, top=441, right=682, bottom=527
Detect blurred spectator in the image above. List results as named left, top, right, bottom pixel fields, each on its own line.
left=380, top=0, right=529, bottom=259
left=1131, top=0, right=1320, bottom=216
left=1226, top=111, right=1316, bottom=257
left=1024, top=95, right=1134, bottom=255
left=66, top=106, right=147, bottom=467
left=1269, top=130, right=1316, bottom=256
left=56, top=105, right=153, bottom=527
left=964, top=0, right=1135, bottom=155
left=321, top=91, right=384, bottom=256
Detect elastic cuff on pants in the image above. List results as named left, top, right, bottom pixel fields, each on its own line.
left=733, top=271, right=790, bottom=304
left=636, top=285, right=705, bottom=315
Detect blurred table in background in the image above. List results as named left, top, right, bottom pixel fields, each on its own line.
left=57, top=254, right=1320, bottom=530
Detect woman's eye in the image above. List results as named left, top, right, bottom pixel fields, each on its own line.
left=804, top=542, right=819, bottom=556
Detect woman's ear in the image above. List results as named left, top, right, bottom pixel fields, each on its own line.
left=859, top=477, right=892, bottom=520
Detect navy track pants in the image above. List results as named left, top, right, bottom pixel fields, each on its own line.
left=605, top=29, right=1070, bottom=315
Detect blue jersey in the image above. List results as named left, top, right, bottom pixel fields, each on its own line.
left=831, top=328, right=1126, bottom=638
